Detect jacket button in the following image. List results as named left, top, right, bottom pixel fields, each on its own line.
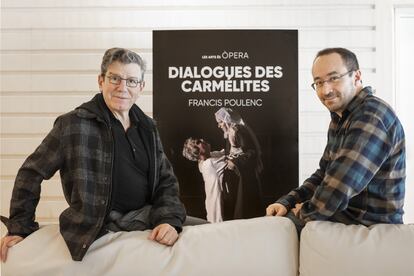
left=82, top=244, right=87, bottom=249
left=101, top=200, right=105, bottom=205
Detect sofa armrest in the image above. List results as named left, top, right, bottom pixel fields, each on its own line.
left=300, top=221, right=414, bottom=276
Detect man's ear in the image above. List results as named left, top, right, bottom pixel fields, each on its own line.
left=98, top=75, right=104, bottom=91
left=354, top=70, right=362, bottom=85
left=139, top=81, right=146, bottom=92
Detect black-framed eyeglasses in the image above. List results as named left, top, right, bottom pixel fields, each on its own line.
left=106, top=74, right=142, bottom=88
left=311, top=70, right=354, bottom=90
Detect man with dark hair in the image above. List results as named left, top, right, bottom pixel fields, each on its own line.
left=267, top=47, right=406, bottom=232
left=1, top=48, right=187, bottom=262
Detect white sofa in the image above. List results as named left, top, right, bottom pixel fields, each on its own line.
left=2, top=217, right=414, bottom=276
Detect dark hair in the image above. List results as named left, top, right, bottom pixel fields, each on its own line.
left=314, top=47, right=359, bottom=72
left=100, top=47, right=146, bottom=80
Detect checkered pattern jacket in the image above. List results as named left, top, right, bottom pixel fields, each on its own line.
left=277, top=86, right=406, bottom=225
left=1, top=93, right=186, bottom=261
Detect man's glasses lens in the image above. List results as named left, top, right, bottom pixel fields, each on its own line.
left=107, top=75, right=141, bottom=88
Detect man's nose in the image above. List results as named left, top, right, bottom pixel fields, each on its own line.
left=117, top=79, right=128, bottom=91
left=320, top=81, right=333, bottom=95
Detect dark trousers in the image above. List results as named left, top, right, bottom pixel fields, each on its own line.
left=183, top=216, right=209, bottom=226
left=285, top=211, right=306, bottom=237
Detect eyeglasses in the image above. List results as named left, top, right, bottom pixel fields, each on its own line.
left=311, top=70, right=354, bottom=90
left=106, top=74, right=142, bottom=88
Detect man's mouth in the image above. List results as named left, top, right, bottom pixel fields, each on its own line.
left=113, top=95, right=130, bottom=100
left=324, top=96, right=336, bottom=102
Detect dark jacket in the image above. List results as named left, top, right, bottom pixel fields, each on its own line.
left=1, top=93, right=186, bottom=261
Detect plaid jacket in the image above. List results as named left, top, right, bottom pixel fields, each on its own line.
left=277, top=86, right=405, bottom=225
left=1, top=93, right=186, bottom=261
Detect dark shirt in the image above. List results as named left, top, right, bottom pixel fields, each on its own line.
left=107, top=109, right=150, bottom=213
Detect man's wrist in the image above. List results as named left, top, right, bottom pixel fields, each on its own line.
left=275, top=199, right=292, bottom=212
left=154, top=219, right=182, bottom=233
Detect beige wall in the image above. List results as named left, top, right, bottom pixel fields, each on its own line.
left=1, top=0, right=412, bottom=229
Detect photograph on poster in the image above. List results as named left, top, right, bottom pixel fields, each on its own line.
left=153, top=30, right=298, bottom=220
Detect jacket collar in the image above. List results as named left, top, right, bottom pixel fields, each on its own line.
left=75, top=93, right=156, bottom=131
left=330, top=86, right=373, bottom=122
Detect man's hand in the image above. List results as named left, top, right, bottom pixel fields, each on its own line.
left=292, top=203, right=303, bottom=217
left=148, top=224, right=178, bottom=246
left=1, top=235, right=24, bottom=262
left=266, top=203, right=288, bottom=217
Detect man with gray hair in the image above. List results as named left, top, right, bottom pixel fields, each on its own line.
left=1, top=48, right=187, bottom=262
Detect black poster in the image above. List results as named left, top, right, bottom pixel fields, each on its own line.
left=153, top=30, right=298, bottom=222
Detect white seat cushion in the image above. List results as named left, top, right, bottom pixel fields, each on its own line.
left=300, top=221, right=414, bottom=276
left=3, top=216, right=298, bottom=276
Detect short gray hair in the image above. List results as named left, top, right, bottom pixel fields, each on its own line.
left=100, top=47, right=146, bottom=80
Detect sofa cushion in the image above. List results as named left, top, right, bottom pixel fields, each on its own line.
left=300, top=221, right=414, bottom=276
left=3, top=216, right=298, bottom=276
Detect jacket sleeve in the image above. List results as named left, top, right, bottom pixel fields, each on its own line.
left=149, top=130, right=186, bottom=232
left=0, top=117, right=64, bottom=237
left=276, top=143, right=329, bottom=211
